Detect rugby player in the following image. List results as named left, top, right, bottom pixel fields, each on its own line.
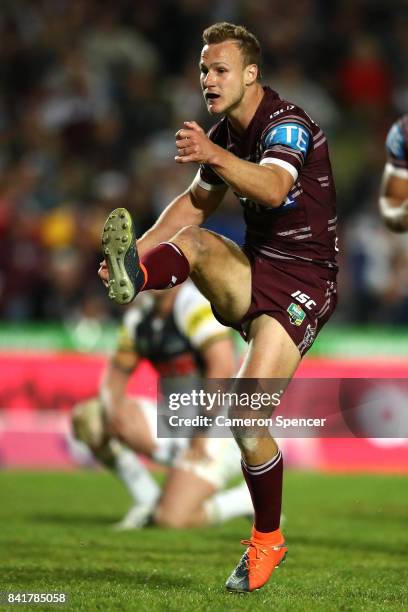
left=72, top=282, right=253, bottom=529
left=99, top=22, right=338, bottom=592
left=379, top=114, right=408, bottom=232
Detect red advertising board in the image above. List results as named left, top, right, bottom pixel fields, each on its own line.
left=0, top=353, right=407, bottom=471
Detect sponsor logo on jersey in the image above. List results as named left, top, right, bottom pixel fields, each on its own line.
left=264, top=122, right=310, bottom=154
left=287, top=302, right=306, bottom=326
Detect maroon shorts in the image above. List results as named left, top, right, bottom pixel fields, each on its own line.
left=212, top=249, right=337, bottom=356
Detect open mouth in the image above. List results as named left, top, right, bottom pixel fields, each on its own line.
left=205, top=92, right=221, bottom=101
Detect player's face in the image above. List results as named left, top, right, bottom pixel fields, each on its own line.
left=200, top=41, right=248, bottom=115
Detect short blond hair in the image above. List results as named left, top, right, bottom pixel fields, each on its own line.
left=202, top=22, right=262, bottom=79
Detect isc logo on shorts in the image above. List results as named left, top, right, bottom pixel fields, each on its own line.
left=291, top=290, right=316, bottom=311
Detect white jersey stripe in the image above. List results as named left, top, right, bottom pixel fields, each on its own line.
left=294, top=233, right=313, bottom=240
left=252, top=245, right=313, bottom=263
left=277, top=226, right=311, bottom=236
left=314, top=137, right=326, bottom=149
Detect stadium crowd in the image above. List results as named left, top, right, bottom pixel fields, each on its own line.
left=0, top=0, right=407, bottom=326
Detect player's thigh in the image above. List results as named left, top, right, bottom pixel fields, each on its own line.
left=230, top=314, right=301, bottom=421
left=173, top=227, right=252, bottom=324
left=155, top=467, right=216, bottom=528
left=231, top=315, right=301, bottom=459
left=239, top=314, right=301, bottom=379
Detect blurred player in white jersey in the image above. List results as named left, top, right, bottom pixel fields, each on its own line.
left=379, top=114, right=408, bottom=231
left=72, top=281, right=253, bottom=529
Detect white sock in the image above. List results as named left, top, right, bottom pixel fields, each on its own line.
left=114, top=446, right=160, bottom=509
left=204, top=482, right=254, bottom=524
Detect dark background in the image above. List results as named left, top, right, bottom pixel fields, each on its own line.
left=0, top=0, right=407, bottom=327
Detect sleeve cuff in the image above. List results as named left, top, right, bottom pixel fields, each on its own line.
left=193, top=170, right=226, bottom=191
left=260, top=157, right=298, bottom=181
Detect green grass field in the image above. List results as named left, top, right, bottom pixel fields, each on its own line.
left=0, top=470, right=407, bottom=611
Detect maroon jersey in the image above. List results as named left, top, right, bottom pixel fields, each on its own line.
left=198, top=87, right=338, bottom=273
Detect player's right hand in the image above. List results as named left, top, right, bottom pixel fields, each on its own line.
left=175, top=121, right=218, bottom=165
left=98, top=260, right=109, bottom=287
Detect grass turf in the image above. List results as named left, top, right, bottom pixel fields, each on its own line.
left=0, top=470, right=407, bottom=611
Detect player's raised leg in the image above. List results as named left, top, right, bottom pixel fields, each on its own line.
left=101, top=206, right=252, bottom=325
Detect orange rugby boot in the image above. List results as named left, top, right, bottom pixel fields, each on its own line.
left=225, top=527, right=287, bottom=593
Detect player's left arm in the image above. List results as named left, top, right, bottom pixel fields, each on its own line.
left=175, top=121, right=294, bottom=208
left=379, top=165, right=408, bottom=232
